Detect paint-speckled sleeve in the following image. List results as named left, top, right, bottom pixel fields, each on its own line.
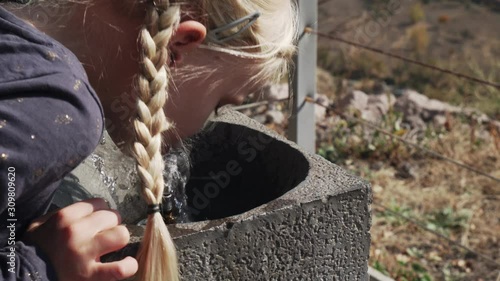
left=0, top=6, right=104, bottom=280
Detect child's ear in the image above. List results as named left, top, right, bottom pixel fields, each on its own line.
left=170, top=20, right=207, bottom=63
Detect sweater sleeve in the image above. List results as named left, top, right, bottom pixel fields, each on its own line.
left=0, top=72, right=103, bottom=280
left=0, top=67, right=104, bottom=281
left=0, top=6, right=104, bottom=280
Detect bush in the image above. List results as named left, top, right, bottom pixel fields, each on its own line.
left=410, top=3, right=426, bottom=23
left=409, top=23, right=430, bottom=56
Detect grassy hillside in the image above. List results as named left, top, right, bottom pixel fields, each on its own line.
left=315, top=0, right=500, bottom=279
left=318, top=0, right=500, bottom=117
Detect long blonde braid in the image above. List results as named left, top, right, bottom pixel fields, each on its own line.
left=133, top=0, right=180, bottom=280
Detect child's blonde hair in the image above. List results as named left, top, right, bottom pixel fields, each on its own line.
left=133, top=1, right=180, bottom=280
left=133, top=1, right=296, bottom=280
left=199, top=0, right=298, bottom=83
left=1, top=0, right=296, bottom=279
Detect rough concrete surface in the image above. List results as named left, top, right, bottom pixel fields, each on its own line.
left=61, top=108, right=372, bottom=280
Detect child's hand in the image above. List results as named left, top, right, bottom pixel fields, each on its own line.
left=24, top=198, right=138, bottom=281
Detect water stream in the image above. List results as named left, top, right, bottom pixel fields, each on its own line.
left=162, top=146, right=192, bottom=223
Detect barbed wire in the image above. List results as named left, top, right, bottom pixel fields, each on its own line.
left=304, top=97, right=500, bottom=183
left=301, top=26, right=500, bottom=180
left=287, top=7, right=499, bottom=272
left=372, top=201, right=500, bottom=267
left=233, top=96, right=500, bottom=266
left=306, top=29, right=500, bottom=90
left=233, top=97, right=500, bottom=183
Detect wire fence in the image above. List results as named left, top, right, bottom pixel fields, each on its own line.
left=302, top=23, right=500, bottom=182
left=233, top=94, right=500, bottom=267
left=234, top=96, right=500, bottom=183
left=306, top=0, right=500, bottom=275
left=234, top=94, right=500, bottom=268
left=304, top=25, right=500, bottom=182
left=303, top=97, right=500, bottom=183
left=371, top=202, right=500, bottom=267
left=231, top=19, right=500, bottom=269
left=307, top=29, right=500, bottom=90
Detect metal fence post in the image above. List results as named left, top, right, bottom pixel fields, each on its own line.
left=288, top=0, right=318, bottom=153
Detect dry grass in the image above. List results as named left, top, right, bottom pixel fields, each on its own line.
left=313, top=0, right=500, bottom=279
left=408, top=23, right=430, bottom=56
left=368, top=123, right=500, bottom=280
left=410, top=3, right=426, bottom=23
left=318, top=47, right=500, bottom=117
left=247, top=88, right=499, bottom=279
left=273, top=0, right=500, bottom=277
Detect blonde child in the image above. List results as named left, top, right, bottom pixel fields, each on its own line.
left=0, top=0, right=296, bottom=280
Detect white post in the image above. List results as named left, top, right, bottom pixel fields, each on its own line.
left=288, top=0, right=318, bottom=153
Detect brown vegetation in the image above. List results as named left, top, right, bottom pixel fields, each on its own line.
left=313, top=0, right=500, bottom=279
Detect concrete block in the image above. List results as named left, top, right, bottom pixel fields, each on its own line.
left=59, top=108, right=371, bottom=280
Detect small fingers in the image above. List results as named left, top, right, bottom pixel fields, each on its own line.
left=82, top=209, right=122, bottom=235
left=26, top=209, right=58, bottom=233
left=52, top=198, right=110, bottom=229
left=93, top=225, right=130, bottom=256
left=94, top=256, right=138, bottom=281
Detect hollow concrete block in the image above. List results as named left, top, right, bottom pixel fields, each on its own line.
left=64, top=108, right=371, bottom=280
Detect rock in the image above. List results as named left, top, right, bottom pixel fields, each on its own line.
left=261, top=83, right=289, bottom=101
left=361, top=109, right=381, bottom=122
left=255, top=84, right=334, bottom=126
left=315, top=93, right=330, bottom=123
left=336, top=90, right=369, bottom=113
left=433, top=114, right=447, bottom=128
left=395, top=162, right=419, bottom=179
left=368, top=94, right=396, bottom=114
left=404, top=115, right=427, bottom=132
left=266, top=110, right=285, bottom=124
left=253, top=114, right=267, bottom=124
left=361, top=93, right=397, bottom=122
left=395, top=89, right=460, bottom=121
left=394, top=89, right=460, bottom=130
left=372, top=81, right=390, bottom=95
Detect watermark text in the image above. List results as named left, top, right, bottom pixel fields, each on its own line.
left=6, top=167, right=17, bottom=273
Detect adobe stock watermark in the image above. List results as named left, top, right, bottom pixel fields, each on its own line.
left=6, top=166, right=17, bottom=274
left=105, top=90, right=136, bottom=139
left=185, top=131, right=274, bottom=216
left=8, top=0, right=77, bottom=31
